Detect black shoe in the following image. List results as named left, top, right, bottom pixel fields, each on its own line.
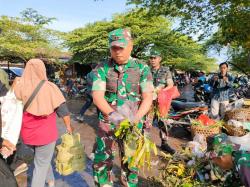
left=160, top=143, right=175, bottom=154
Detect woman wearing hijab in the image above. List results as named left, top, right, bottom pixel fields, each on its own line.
left=13, top=59, right=73, bottom=187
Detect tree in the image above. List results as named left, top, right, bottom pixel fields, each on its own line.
left=20, top=8, right=56, bottom=25
left=65, top=10, right=216, bottom=71
left=0, top=14, right=62, bottom=63
left=127, top=0, right=250, bottom=73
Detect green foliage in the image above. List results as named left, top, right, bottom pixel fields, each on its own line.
left=65, top=10, right=216, bottom=71
left=0, top=14, right=62, bottom=63
left=127, top=0, right=250, bottom=73
left=20, top=8, right=56, bottom=25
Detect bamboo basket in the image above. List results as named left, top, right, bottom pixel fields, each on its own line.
left=225, top=108, right=250, bottom=122
left=223, top=124, right=247, bottom=137
left=191, top=125, right=221, bottom=138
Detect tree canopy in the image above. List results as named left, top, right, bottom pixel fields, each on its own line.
left=127, top=0, right=250, bottom=73
left=65, top=10, right=216, bottom=72
left=0, top=8, right=62, bottom=63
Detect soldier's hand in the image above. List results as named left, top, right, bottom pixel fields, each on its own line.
left=108, top=111, right=125, bottom=126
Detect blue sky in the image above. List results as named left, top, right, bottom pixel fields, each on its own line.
left=0, top=0, right=227, bottom=64
left=0, top=0, right=132, bottom=31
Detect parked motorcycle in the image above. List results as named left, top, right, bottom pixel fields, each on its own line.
left=194, top=81, right=212, bottom=103
left=233, top=76, right=250, bottom=99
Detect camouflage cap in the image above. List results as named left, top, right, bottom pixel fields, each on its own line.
left=149, top=50, right=161, bottom=57
left=108, top=28, right=132, bottom=48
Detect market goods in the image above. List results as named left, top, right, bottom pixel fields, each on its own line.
left=55, top=133, right=86, bottom=175
left=225, top=108, right=250, bottom=122
left=191, top=115, right=223, bottom=138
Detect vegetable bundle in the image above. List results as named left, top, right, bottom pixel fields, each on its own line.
left=114, top=120, right=158, bottom=170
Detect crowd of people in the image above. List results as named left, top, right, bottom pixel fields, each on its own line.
left=0, top=28, right=249, bottom=187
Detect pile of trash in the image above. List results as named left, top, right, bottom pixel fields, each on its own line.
left=149, top=133, right=247, bottom=186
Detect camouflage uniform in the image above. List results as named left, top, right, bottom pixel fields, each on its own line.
left=92, top=29, right=153, bottom=187
left=148, top=51, right=173, bottom=142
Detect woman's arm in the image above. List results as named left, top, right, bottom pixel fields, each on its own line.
left=55, top=103, right=73, bottom=133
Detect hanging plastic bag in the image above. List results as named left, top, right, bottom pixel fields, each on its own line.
left=0, top=90, right=23, bottom=158
left=55, top=133, right=86, bottom=175
left=158, top=86, right=180, bottom=118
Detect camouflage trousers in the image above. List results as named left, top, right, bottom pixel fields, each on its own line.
left=93, top=121, right=139, bottom=187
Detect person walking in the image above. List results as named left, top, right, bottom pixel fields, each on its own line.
left=209, top=62, right=234, bottom=119
left=13, top=59, right=73, bottom=187
left=92, top=28, right=153, bottom=187
left=76, top=65, right=96, bottom=122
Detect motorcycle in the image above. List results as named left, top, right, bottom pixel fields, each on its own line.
left=233, top=77, right=250, bottom=99
left=194, top=81, right=212, bottom=103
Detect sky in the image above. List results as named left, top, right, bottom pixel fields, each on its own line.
left=0, top=0, right=227, bottom=64
left=0, top=0, right=132, bottom=31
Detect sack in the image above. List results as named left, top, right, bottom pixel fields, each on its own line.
left=55, top=133, right=85, bottom=175
left=228, top=133, right=250, bottom=151
left=0, top=158, right=18, bottom=187
left=0, top=91, right=23, bottom=146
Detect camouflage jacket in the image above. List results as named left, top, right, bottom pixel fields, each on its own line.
left=92, top=57, right=153, bottom=105
left=92, top=57, right=154, bottom=125
left=151, top=66, right=173, bottom=88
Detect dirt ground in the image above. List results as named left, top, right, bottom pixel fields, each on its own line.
left=16, top=85, right=194, bottom=187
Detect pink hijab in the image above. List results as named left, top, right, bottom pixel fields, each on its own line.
left=14, top=59, right=66, bottom=116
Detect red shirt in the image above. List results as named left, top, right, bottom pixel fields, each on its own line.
left=21, top=112, right=58, bottom=145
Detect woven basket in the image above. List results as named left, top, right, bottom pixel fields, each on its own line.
left=224, top=124, right=247, bottom=137
left=191, top=125, right=221, bottom=138
left=244, top=99, right=250, bottom=106
left=225, top=108, right=250, bottom=121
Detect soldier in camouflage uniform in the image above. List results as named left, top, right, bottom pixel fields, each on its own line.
left=91, top=28, right=153, bottom=187
left=148, top=50, right=175, bottom=154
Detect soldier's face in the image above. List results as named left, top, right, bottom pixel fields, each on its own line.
left=149, top=56, right=161, bottom=68
left=110, top=41, right=133, bottom=64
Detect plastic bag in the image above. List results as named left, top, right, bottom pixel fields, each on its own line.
left=228, top=133, right=250, bottom=151
left=117, top=101, right=138, bottom=123
left=227, top=120, right=244, bottom=128
left=158, top=86, right=180, bottom=118
left=187, top=134, right=207, bottom=158
left=55, top=133, right=86, bottom=175
left=197, top=114, right=216, bottom=126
